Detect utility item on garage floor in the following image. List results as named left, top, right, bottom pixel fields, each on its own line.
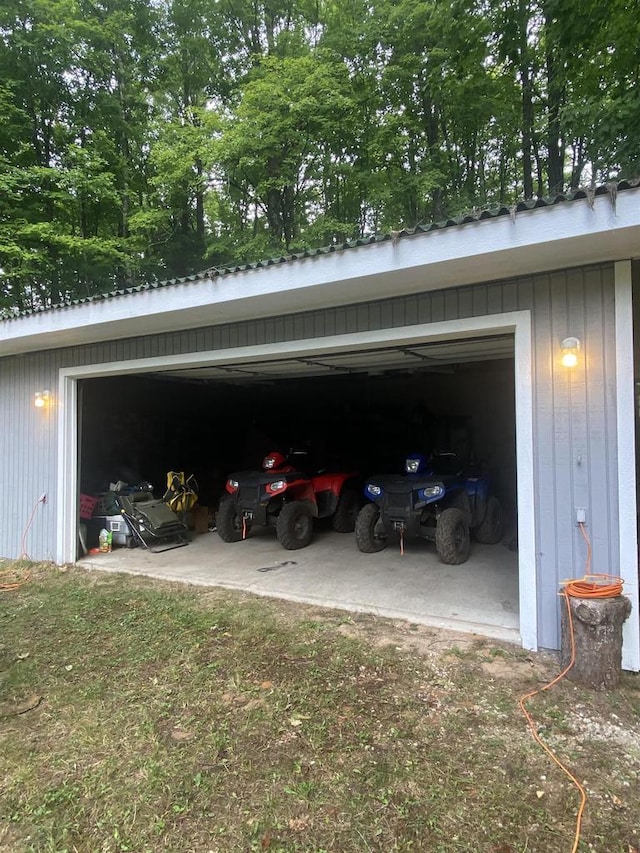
left=88, top=513, right=135, bottom=548
left=117, top=489, right=189, bottom=553
left=163, top=471, right=198, bottom=524
left=98, top=528, right=112, bottom=552
left=79, top=493, right=100, bottom=520
left=187, top=505, right=209, bottom=534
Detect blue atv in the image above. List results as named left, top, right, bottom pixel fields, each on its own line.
left=355, top=451, right=503, bottom=564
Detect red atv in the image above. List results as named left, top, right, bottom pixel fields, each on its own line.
left=217, top=450, right=362, bottom=550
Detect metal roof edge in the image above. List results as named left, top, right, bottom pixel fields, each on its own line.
left=2, top=178, right=638, bottom=324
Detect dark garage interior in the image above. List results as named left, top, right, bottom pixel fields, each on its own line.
left=78, top=339, right=518, bottom=539
left=77, top=336, right=521, bottom=639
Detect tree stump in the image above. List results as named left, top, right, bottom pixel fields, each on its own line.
left=560, top=595, right=632, bottom=690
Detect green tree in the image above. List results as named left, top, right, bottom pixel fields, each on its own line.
left=216, top=53, right=356, bottom=250
left=2, top=0, right=640, bottom=316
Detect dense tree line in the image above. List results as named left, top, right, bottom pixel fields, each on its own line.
left=1, top=0, right=638, bottom=315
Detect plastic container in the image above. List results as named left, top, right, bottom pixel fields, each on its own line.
left=98, top=528, right=112, bottom=553
left=79, top=494, right=99, bottom=520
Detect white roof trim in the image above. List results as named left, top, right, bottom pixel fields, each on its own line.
left=2, top=187, right=639, bottom=356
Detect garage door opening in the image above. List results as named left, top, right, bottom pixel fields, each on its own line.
left=75, top=337, right=517, bottom=639
left=57, top=315, right=535, bottom=648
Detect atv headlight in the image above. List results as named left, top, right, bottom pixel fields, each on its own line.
left=418, top=484, right=444, bottom=501
left=365, top=483, right=383, bottom=499
left=266, top=480, right=287, bottom=495
left=226, top=478, right=239, bottom=493
left=263, top=452, right=286, bottom=470
left=405, top=458, right=421, bottom=474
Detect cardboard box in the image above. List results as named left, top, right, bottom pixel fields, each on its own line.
left=188, top=505, right=209, bottom=534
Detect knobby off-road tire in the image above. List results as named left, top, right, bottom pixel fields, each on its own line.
left=332, top=489, right=362, bottom=533
left=355, top=503, right=388, bottom=553
left=435, top=507, right=470, bottom=564
left=474, top=496, right=504, bottom=544
left=276, top=501, right=314, bottom=550
left=216, top=497, right=244, bottom=543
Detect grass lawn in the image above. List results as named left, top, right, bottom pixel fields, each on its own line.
left=1, top=560, right=639, bottom=853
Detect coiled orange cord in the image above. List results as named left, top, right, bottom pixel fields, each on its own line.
left=520, top=521, right=624, bottom=853
left=560, top=522, right=624, bottom=599
left=0, top=567, right=31, bottom=591
left=562, top=574, right=624, bottom=598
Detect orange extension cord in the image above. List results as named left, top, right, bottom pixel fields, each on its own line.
left=0, top=568, right=31, bottom=591
left=519, top=521, right=625, bottom=853
left=0, top=495, right=46, bottom=592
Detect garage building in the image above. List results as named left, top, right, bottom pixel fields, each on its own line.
left=1, top=181, right=639, bottom=669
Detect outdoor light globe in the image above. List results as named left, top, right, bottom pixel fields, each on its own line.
left=560, top=337, right=580, bottom=368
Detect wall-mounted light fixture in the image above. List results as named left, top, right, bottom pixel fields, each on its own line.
left=560, top=337, right=580, bottom=368
left=34, top=390, right=51, bottom=409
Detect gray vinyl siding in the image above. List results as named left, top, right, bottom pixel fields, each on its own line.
left=0, top=262, right=619, bottom=651
left=0, top=353, right=59, bottom=562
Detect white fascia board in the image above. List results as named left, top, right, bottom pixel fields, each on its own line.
left=2, top=188, right=639, bottom=357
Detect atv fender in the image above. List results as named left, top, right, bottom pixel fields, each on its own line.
left=312, top=472, right=359, bottom=495
left=451, top=490, right=472, bottom=525
left=284, top=496, right=318, bottom=518
left=463, top=476, right=489, bottom=526
left=286, top=483, right=318, bottom=510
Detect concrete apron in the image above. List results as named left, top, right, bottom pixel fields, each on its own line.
left=80, top=526, right=520, bottom=644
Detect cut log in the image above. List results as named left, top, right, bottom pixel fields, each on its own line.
left=560, top=595, right=632, bottom=690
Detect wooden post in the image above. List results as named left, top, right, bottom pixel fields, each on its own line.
left=560, top=595, right=632, bottom=690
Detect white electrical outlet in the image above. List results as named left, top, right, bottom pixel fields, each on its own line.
left=576, top=507, right=586, bottom=524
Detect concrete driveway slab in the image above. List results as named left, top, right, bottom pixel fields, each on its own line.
left=81, top=526, right=519, bottom=643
